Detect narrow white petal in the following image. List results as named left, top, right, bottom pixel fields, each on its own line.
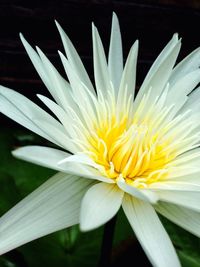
left=58, top=51, right=97, bottom=128
left=20, top=33, right=53, bottom=93
left=12, top=146, right=71, bottom=169
left=166, top=69, right=200, bottom=114
left=118, top=40, right=138, bottom=99
left=0, top=172, right=93, bottom=255
left=33, top=118, right=77, bottom=153
left=156, top=202, right=200, bottom=238
left=179, top=86, right=200, bottom=114
left=55, top=20, right=95, bottom=94
left=37, top=94, right=73, bottom=133
left=153, top=189, right=200, bottom=212
left=92, top=24, right=112, bottom=98
left=20, top=34, right=76, bottom=111
left=149, top=181, right=200, bottom=191
left=134, top=34, right=181, bottom=107
left=117, top=178, right=158, bottom=203
left=169, top=47, right=200, bottom=86
left=12, top=146, right=114, bottom=184
left=0, top=86, right=61, bottom=144
left=108, top=12, right=123, bottom=92
left=80, top=183, right=123, bottom=231
left=35, top=47, right=76, bottom=111
left=123, top=195, right=181, bottom=267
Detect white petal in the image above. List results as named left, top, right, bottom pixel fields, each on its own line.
left=118, top=40, right=138, bottom=100
left=156, top=202, right=200, bottom=238
left=20, top=33, right=53, bottom=93
left=149, top=181, right=200, bottom=191
left=80, top=183, right=123, bottom=231
left=169, top=47, right=200, bottom=86
left=12, top=146, right=114, bottom=184
left=134, top=34, right=181, bottom=108
left=123, top=195, right=181, bottom=267
left=37, top=94, right=74, bottom=135
left=92, top=24, right=112, bottom=98
left=20, top=34, right=76, bottom=111
left=166, top=69, right=200, bottom=114
left=32, top=118, right=78, bottom=153
left=58, top=51, right=97, bottom=128
left=55, top=20, right=95, bottom=94
left=0, top=172, right=93, bottom=255
left=0, top=86, right=61, bottom=145
left=117, top=177, right=158, bottom=203
left=35, top=46, right=76, bottom=111
left=153, top=189, right=200, bottom=212
left=179, top=86, right=200, bottom=114
left=12, top=145, right=71, bottom=169
left=108, top=12, right=123, bottom=92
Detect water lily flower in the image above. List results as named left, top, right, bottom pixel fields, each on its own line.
left=1, top=12, right=200, bottom=267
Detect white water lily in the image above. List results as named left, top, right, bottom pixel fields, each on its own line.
left=0, top=12, right=200, bottom=266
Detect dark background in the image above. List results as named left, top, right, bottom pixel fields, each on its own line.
left=1, top=0, right=200, bottom=118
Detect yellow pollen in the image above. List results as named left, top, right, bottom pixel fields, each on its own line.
left=86, top=111, right=176, bottom=188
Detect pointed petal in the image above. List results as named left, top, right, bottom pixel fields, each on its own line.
left=117, top=177, right=158, bottom=203
left=20, top=33, right=52, bottom=92
left=80, top=183, right=123, bottom=231
left=37, top=94, right=74, bottom=134
left=32, top=118, right=77, bottom=153
left=0, top=86, right=61, bottom=145
left=134, top=34, right=181, bottom=108
left=92, top=24, right=112, bottom=98
left=58, top=51, right=97, bottom=127
left=35, top=46, right=76, bottom=111
left=0, top=173, right=93, bottom=255
left=123, top=195, right=181, bottom=267
left=156, top=202, right=200, bottom=238
left=169, top=47, right=200, bottom=86
left=55, top=21, right=95, bottom=94
left=179, top=86, right=200, bottom=114
left=20, top=34, right=75, bottom=111
left=153, top=189, right=200, bottom=212
left=12, top=146, right=114, bottom=184
left=118, top=40, right=138, bottom=99
left=166, top=69, right=200, bottom=114
left=108, top=12, right=123, bottom=92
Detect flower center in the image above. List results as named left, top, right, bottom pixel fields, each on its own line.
left=87, top=113, right=175, bottom=188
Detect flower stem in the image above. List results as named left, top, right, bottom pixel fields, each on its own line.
left=98, top=215, right=117, bottom=267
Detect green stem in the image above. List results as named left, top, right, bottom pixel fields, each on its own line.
left=98, top=215, right=117, bottom=267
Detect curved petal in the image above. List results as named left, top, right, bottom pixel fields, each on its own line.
left=165, top=69, right=200, bottom=115
left=12, top=146, right=114, bottom=184
left=32, top=118, right=77, bottom=153
left=0, top=172, right=93, bottom=255
left=20, top=34, right=76, bottom=112
left=118, top=40, right=138, bottom=100
left=134, top=34, right=181, bottom=108
left=152, top=189, right=200, bottom=212
left=55, top=20, right=95, bottom=94
left=0, top=86, right=61, bottom=145
left=108, top=12, right=123, bottom=92
left=80, top=183, right=123, bottom=231
left=156, top=202, right=200, bottom=238
left=149, top=181, right=200, bottom=191
left=117, top=177, right=158, bottom=203
left=169, top=47, right=200, bottom=86
left=92, top=23, right=112, bottom=98
left=123, top=195, right=181, bottom=267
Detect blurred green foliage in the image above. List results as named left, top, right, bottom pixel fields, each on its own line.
left=0, top=127, right=199, bottom=266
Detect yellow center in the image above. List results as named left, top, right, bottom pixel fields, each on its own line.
left=86, top=110, right=176, bottom=188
